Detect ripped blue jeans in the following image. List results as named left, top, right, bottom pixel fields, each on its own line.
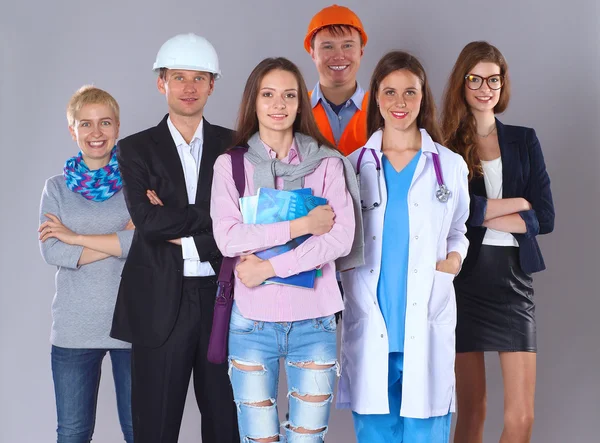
left=228, top=302, right=339, bottom=443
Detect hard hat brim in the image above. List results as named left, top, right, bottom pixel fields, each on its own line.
left=303, top=26, right=368, bottom=53
left=152, top=63, right=221, bottom=80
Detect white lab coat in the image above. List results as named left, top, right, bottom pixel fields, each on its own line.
left=337, top=129, right=470, bottom=419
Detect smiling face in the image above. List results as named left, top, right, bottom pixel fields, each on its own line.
left=69, top=103, right=119, bottom=169
left=310, top=27, right=363, bottom=90
left=157, top=69, right=214, bottom=119
left=464, top=62, right=502, bottom=114
left=255, top=69, right=299, bottom=138
left=377, top=69, right=423, bottom=133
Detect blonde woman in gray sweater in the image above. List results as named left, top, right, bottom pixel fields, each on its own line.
left=38, top=86, right=134, bottom=443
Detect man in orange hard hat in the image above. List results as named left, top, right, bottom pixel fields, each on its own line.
left=305, top=4, right=368, bottom=156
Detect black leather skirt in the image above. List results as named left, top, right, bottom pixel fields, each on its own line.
left=455, top=245, right=536, bottom=353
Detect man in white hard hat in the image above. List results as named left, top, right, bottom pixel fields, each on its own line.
left=110, top=33, right=238, bottom=442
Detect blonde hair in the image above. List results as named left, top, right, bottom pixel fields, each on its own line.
left=66, top=85, right=120, bottom=127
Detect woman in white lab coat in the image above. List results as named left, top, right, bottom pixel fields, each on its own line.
left=338, top=51, right=470, bottom=443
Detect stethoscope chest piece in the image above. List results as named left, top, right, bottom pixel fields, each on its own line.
left=436, top=184, right=451, bottom=203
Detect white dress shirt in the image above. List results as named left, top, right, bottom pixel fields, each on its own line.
left=167, top=117, right=216, bottom=277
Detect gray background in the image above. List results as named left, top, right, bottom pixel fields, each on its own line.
left=1, top=0, right=598, bottom=441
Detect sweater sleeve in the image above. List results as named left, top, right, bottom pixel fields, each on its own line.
left=115, top=229, right=134, bottom=259
left=38, top=178, right=84, bottom=269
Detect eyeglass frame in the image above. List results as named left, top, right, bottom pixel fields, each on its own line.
left=464, top=74, right=504, bottom=90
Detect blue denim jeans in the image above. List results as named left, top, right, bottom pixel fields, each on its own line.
left=352, top=353, right=451, bottom=443
left=51, top=346, right=133, bottom=443
left=228, top=303, right=338, bottom=443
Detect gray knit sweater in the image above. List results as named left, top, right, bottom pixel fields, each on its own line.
left=39, top=175, right=133, bottom=349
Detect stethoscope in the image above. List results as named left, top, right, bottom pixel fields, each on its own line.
left=356, top=147, right=451, bottom=211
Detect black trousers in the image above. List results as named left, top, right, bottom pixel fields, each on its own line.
left=131, top=276, right=239, bottom=443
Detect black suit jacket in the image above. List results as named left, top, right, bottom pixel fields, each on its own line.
left=460, top=119, right=555, bottom=275
left=110, top=115, right=233, bottom=347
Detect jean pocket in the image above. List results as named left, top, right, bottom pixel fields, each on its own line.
left=229, top=306, right=257, bottom=334
left=318, top=314, right=337, bottom=333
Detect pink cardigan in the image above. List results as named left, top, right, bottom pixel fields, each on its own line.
left=210, top=142, right=354, bottom=322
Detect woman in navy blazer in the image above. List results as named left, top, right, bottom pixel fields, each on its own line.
left=441, top=41, right=554, bottom=443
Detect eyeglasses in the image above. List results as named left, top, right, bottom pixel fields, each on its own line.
left=464, top=74, right=503, bottom=90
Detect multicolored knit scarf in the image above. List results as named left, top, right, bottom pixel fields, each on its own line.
left=63, top=147, right=123, bottom=202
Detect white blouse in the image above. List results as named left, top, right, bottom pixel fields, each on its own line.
left=481, top=157, right=519, bottom=247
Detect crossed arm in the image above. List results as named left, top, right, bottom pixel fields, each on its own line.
left=38, top=179, right=134, bottom=268
left=481, top=198, right=530, bottom=234
left=39, top=213, right=134, bottom=266
left=468, top=129, right=554, bottom=238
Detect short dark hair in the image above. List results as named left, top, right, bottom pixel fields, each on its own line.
left=310, top=25, right=364, bottom=49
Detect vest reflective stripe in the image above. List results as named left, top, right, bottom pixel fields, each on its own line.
left=309, top=91, right=369, bottom=156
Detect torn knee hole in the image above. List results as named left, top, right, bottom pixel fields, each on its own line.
left=286, top=424, right=327, bottom=434
left=231, top=359, right=265, bottom=372
left=291, top=391, right=332, bottom=403
left=247, top=436, right=280, bottom=443
left=242, top=399, right=274, bottom=407
left=290, top=361, right=336, bottom=370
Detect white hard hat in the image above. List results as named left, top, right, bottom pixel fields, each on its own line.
left=152, top=33, right=221, bottom=79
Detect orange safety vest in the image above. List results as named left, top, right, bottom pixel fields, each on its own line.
left=309, top=90, right=369, bottom=156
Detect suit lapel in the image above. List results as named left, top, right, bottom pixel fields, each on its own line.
left=496, top=119, right=517, bottom=198
left=196, top=119, right=223, bottom=203
left=150, top=115, right=188, bottom=203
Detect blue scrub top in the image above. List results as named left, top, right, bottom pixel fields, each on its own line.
left=377, top=151, right=421, bottom=352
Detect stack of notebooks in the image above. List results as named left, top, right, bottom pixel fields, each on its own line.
left=240, top=188, right=326, bottom=288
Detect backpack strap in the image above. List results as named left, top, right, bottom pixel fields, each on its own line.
left=216, top=147, right=248, bottom=285
left=228, top=147, right=248, bottom=197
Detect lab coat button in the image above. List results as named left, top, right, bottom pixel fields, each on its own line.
left=370, top=269, right=374, bottom=273
left=414, top=202, right=419, bottom=207
left=372, top=236, right=376, bottom=240
left=411, top=336, right=415, bottom=339
left=413, top=302, right=417, bottom=306
left=414, top=235, right=419, bottom=240
left=413, top=269, right=418, bottom=273
left=380, top=334, right=384, bottom=338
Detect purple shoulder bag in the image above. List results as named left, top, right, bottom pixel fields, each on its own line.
left=207, top=147, right=248, bottom=364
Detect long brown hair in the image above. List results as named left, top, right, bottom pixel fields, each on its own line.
left=232, top=57, right=336, bottom=151
left=441, top=41, right=511, bottom=179
left=366, top=51, right=442, bottom=144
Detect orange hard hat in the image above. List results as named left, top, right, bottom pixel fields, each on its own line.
left=304, top=4, right=368, bottom=53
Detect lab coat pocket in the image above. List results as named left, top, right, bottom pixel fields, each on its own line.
left=428, top=270, right=456, bottom=325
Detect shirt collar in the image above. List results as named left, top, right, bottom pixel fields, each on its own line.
left=167, top=116, right=204, bottom=147
left=365, top=128, right=439, bottom=154
left=261, top=137, right=300, bottom=163
left=311, top=82, right=366, bottom=110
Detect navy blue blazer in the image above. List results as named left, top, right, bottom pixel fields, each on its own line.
left=461, top=119, right=555, bottom=275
